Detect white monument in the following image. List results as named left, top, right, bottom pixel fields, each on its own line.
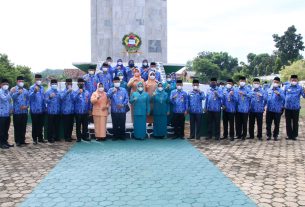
left=91, top=0, right=168, bottom=64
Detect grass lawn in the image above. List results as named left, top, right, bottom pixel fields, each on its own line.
left=301, top=99, right=305, bottom=117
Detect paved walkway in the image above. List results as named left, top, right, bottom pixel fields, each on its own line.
left=20, top=140, right=255, bottom=207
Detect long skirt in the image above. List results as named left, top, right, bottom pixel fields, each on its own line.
left=153, top=115, right=167, bottom=137
left=134, top=115, right=147, bottom=139
left=93, top=116, right=107, bottom=138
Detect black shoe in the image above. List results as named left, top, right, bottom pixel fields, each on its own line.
left=5, top=143, right=14, bottom=147
left=65, top=139, right=72, bottom=142
left=274, top=137, right=278, bottom=141
left=0, top=144, right=9, bottom=149
left=76, top=139, right=81, bottom=142
left=258, top=137, right=262, bottom=141
left=236, top=136, right=241, bottom=139
left=221, top=137, right=227, bottom=140
left=241, top=137, right=245, bottom=141
left=195, top=137, right=200, bottom=140
left=267, top=137, right=271, bottom=141
left=230, top=137, right=234, bottom=141
left=206, top=137, right=212, bottom=140
left=291, top=137, right=297, bottom=141
left=82, top=138, right=91, bottom=142
left=189, top=137, right=195, bottom=140
left=16, top=143, right=23, bottom=147
left=21, top=142, right=30, bottom=145
left=215, top=137, right=220, bottom=141
left=247, top=137, right=254, bottom=139
left=33, top=141, right=38, bottom=145
left=38, top=139, right=47, bottom=143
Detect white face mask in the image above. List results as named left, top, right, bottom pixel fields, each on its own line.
left=166, top=78, right=171, bottom=82
left=226, top=84, right=232, bottom=89
left=18, top=82, right=24, bottom=88
left=177, top=86, right=182, bottom=90
left=253, top=83, right=260, bottom=89
left=102, top=68, right=108, bottom=72
left=67, top=85, right=72, bottom=89
left=273, top=83, right=279, bottom=88
left=2, top=85, right=9, bottom=90
left=291, top=81, right=298, bottom=86
left=88, top=70, right=95, bottom=75
left=118, top=62, right=123, bottom=66
left=36, top=80, right=42, bottom=85
left=51, top=84, right=58, bottom=90
left=240, top=82, right=246, bottom=87
left=138, top=87, right=144, bottom=92
left=193, top=86, right=199, bottom=90
left=150, top=75, right=155, bottom=80
left=119, top=76, right=124, bottom=81
left=143, top=63, right=148, bottom=66
left=158, top=87, right=163, bottom=91
left=98, top=87, right=104, bottom=92
left=114, top=82, right=120, bottom=88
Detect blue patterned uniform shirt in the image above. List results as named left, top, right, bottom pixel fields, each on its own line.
left=205, top=87, right=223, bottom=112
left=222, top=88, right=237, bottom=113
left=170, top=89, right=188, bottom=113
left=188, top=90, right=205, bottom=114
left=0, top=89, right=12, bottom=117
left=60, top=88, right=75, bottom=115
left=266, top=87, right=285, bottom=113
left=96, top=72, right=113, bottom=92
left=29, top=84, right=45, bottom=114
left=11, top=86, right=29, bottom=114
left=284, top=84, right=305, bottom=110
left=107, top=87, right=129, bottom=113
left=73, top=89, right=90, bottom=114
left=45, top=88, right=61, bottom=115
left=250, top=87, right=267, bottom=113
left=235, top=86, right=252, bottom=113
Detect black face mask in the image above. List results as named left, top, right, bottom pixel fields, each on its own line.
left=78, top=84, right=84, bottom=89
left=129, top=63, right=134, bottom=67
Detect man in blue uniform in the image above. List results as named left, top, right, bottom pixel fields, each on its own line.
left=60, top=79, right=75, bottom=142
left=222, top=79, right=237, bottom=141
left=0, top=79, right=14, bottom=149
left=11, top=76, right=29, bottom=147
left=266, top=77, right=285, bottom=141
left=235, top=76, right=252, bottom=141
left=284, top=75, right=305, bottom=140
left=149, top=62, right=162, bottom=82
left=140, top=59, right=150, bottom=81
left=249, top=78, right=267, bottom=141
left=83, top=65, right=98, bottom=96
left=73, top=78, right=91, bottom=142
left=188, top=79, right=205, bottom=140
left=29, top=74, right=46, bottom=144
left=170, top=80, right=188, bottom=139
left=45, top=79, right=61, bottom=143
left=106, top=56, right=114, bottom=78
left=107, top=77, right=129, bottom=140
left=125, top=60, right=136, bottom=82
left=205, top=78, right=223, bottom=140
left=97, top=62, right=113, bottom=92
left=113, top=59, right=127, bottom=81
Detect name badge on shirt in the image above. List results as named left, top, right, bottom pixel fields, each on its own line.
left=119, top=96, right=123, bottom=100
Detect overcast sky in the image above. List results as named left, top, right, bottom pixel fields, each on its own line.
left=0, top=0, right=305, bottom=72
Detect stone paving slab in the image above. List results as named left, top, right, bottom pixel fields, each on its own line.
left=20, top=140, right=256, bottom=207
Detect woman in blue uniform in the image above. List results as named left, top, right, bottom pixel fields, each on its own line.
left=130, top=82, right=150, bottom=140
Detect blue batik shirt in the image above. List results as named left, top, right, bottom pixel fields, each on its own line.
left=235, top=86, right=252, bottom=113
left=125, top=66, right=134, bottom=82
left=140, top=66, right=149, bottom=81
left=222, top=88, right=237, bottom=113
left=45, top=88, right=61, bottom=115
left=250, top=87, right=267, bottom=113
left=266, top=87, right=285, bottom=113
left=73, top=89, right=90, bottom=114
left=0, top=88, right=12, bottom=117
left=107, top=87, right=129, bottom=113
left=11, top=85, right=29, bottom=114
left=284, top=84, right=305, bottom=110
left=205, top=87, right=223, bottom=112
left=29, top=84, right=45, bottom=114
left=83, top=74, right=98, bottom=96
left=170, top=89, right=188, bottom=113
left=60, top=88, right=75, bottom=115
left=96, top=72, right=113, bottom=92
left=188, top=90, right=205, bottom=114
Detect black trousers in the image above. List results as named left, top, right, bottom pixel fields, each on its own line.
left=111, top=113, right=126, bottom=138
left=266, top=111, right=281, bottom=138
left=0, top=117, right=10, bottom=145
left=249, top=112, right=263, bottom=138
left=190, top=113, right=202, bottom=139
left=235, top=112, right=248, bottom=138
left=13, top=114, right=28, bottom=144
left=31, top=113, right=45, bottom=142
left=62, top=114, right=74, bottom=140
left=75, top=114, right=89, bottom=140
left=223, top=111, right=235, bottom=138
left=47, top=114, right=60, bottom=142
left=173, top=113, right=185, bottom=138
left=207, top=111, right=221, bottom=138
left=285, top=109, right=300, bottom=139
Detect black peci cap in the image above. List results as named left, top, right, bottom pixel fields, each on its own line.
left=226, top=79, right=234, bottom=83
left=193, top=79, right=199, bottom=84
left=35, top=74, right=42, bottom=78
left=17, top=76, right=24, bottom=81
left=65, top=79, right=72, bottom=83
left=239, top=76, right=246, bottom=80
left=274, top=77, right=281, bottom=82
left=1, top=78, right=9, bottom=84
left=113, top=77, right=120, bottom=81
left=210, top=78, right=217, bottom=82
left=176, top=80, right=183, bottom=84
left=291, top=75, right=298, bottom=79
left=77, top=78, right=85, bottom=83
left=253, top=78, right=260, bottom=82
left=50, top=79, right=58, bottom=84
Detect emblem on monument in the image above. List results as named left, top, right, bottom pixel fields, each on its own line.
left=122, top=33, right=142, bottom=53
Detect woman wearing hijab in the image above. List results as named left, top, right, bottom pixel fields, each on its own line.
left=145, top=71, right=158, bottom=124
left=153, top=83, right=170, bottom=138
left=91, top=83, right=109, bottom=141
left=130, top=82, right=150, bottom=140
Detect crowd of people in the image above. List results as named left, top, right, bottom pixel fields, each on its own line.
left=0, top=57, right=305, bottom=149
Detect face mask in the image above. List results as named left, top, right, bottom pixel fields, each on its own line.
left=36, top=80, right=42, bottom=85
left=253, top=84, right=260, bottom=89
left=67, top=85, right=72, bottom=89
left=210, top=83, right=216, bottom=88
left=18, top=82, right=24, bottom=88
left=129, top=63, right=135, bottom=67
left=89, top=70, right=95, bottom=75
left=151, top=68, right=156, bottom=71
left=134, top=72, right=140, bottom=77
left=118, top=62, right=123, bottom=66
left=291, top=81, right=298, bottom=86
left=158, top=87, right=163, bottom=91
left=167, top=78, right=171, bottom=82
left=138, top=87, right=144, bottom=92
left=2, top=85, right=9, bottom=90
left=240, top=82, right=246, bottom=87
left=102, top=68, right=108, bottom=72
left=273, top=83, right=279, bottom=88
left=119, top=76, right=124, bottom=81
left=150, top=75, right=155, bottom=80
left=143, top=63, right=148, bottom=66
left=98, top=87, right=104, bottom=92
left=226, top=84, right=232, bottom=89
left=51, top=84, right=58, bottom=90
left=177, top=86, right=182, bottom=90
left=114, top=82, right=120, bottom=88
left=193, top=86, right=199, bottom=90
left=78, top=84, right=84, bottom=89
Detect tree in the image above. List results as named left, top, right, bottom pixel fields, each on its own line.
left=192, top=58, right=220, bottom=82
left=273, top=25, right=305, bottom=66
left=280, top=60, right=305, bottom=81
